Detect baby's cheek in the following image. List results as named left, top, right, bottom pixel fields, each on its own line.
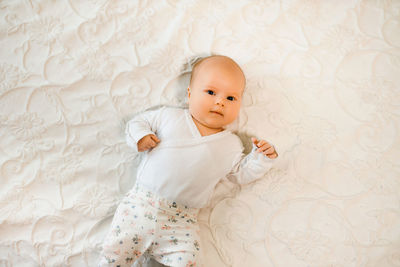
left=230, top=105, right=241, bottom=118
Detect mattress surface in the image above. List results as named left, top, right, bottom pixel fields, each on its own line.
left=0, top=1, right=399, bottom=266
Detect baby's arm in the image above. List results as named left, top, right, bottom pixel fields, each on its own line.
left=227, top=137, right=278, bottom=184
left=125, top=107, right=164, bottom=152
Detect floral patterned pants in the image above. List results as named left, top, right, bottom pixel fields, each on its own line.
left=99, top=183, right=201, bottom=267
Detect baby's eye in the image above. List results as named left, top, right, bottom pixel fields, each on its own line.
left=206, top=90, right=215, bottom=95
left=227, top=96, right=235, bottom=101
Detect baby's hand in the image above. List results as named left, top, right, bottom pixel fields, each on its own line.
left=137, top=134, right=160, bottom=152
left=251, top=137, right=278, bottom=159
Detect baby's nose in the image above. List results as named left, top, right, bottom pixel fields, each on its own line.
left=215, top=97, right=225, bottom=106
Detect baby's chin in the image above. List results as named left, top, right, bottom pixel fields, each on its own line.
left=206, top=119, right=238, bottom=131
left=221, top=118, right=240, bottom=131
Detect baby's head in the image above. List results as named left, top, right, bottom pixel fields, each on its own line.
left=187, top=55, right=245, bottom=133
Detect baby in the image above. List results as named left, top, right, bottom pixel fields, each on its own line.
left=99, top=55, right=278, bottom=267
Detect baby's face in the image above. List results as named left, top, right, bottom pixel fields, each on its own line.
left=188, top=57, right=245, bottom=133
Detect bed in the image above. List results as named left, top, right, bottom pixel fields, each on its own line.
left=1, top=0, right=399, bottom=266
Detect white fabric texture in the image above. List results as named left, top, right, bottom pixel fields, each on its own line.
left=125, top=106, right=275, bottom=208
left=0, top=1, right=399, bottom=267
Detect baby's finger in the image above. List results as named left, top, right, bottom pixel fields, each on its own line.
left=267, top=152, right=278, bottom=159
left=256, top=142, right=271, bottom=152
left=262, top=146, right=275, bottom=155
left=148, top=139, right=156, bottom=147
left=251, top=137, right=258, bottom=145
left=257, top=140, right=267, bottom=147
left=151, top=135, right=161, bottom=143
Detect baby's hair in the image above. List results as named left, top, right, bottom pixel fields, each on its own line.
left=189, top=54, right=246, bottom=88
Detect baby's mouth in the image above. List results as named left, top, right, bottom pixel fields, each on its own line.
left=210, top=110, right=223, bottom=116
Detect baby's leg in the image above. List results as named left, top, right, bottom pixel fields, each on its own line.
left=98, top=191, right=157, bottom=266
left=151, top=206, right=201, bottom=267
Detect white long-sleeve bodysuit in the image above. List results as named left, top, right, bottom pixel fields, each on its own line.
left=125, top=106, right=275, bottom=208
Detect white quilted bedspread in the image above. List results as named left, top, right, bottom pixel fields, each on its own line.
left=1, top=0, right=399, bottom=266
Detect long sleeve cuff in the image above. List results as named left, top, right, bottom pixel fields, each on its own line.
left=125, top=122, right=154, bottom=153
left=247, top=143, right=276, bottom=165
left=227, top=143, right=276, bottom=185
